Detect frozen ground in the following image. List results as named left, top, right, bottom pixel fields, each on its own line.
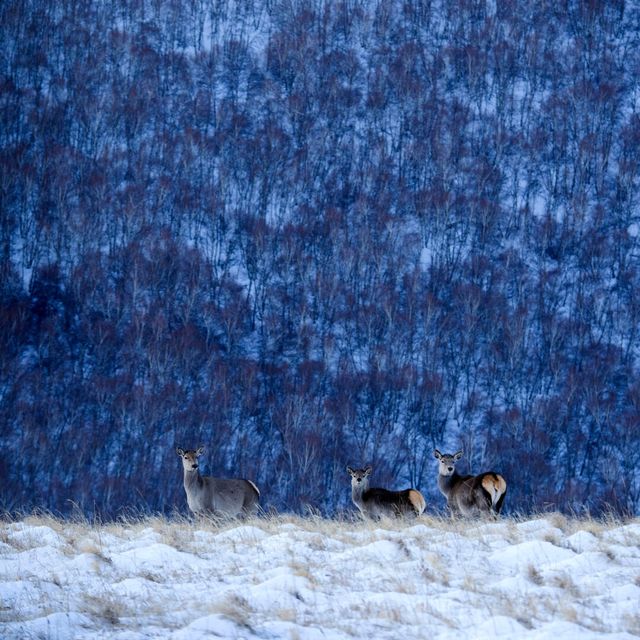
left=1, top=513, right=639, bottom=639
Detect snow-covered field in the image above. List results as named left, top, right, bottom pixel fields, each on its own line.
left=1, top=513, right=639, bottom=639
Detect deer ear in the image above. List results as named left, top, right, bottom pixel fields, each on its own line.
left=176, top=448, right=184, bottom=456
left=196, top=446, right=204, bottom=456
left=364, top=466, right=372, bottom=475
left=434, top=449, right=442, bottom=460
left=346, top=466, right=355, bottom=475
left=454, top=450, right=463, bottom=461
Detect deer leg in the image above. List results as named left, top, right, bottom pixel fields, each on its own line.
left=494, top=488, right=507, bottom=515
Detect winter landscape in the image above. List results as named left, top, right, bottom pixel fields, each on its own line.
left=1, top=512, right=639, bottom=639
left=2, top=0, right=640, bottom=637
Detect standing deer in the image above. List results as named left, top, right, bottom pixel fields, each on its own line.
left=347, top=466, right=426, bottom=518
left=433, top=449, right=507, bottom=517
left=176, top=446, right=260, bottom=518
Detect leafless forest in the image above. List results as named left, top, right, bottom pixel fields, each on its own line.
left=1, top=0, right=639, bottom=517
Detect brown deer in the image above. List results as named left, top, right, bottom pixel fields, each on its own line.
left=176, top=447, right=260, bottom=518
left=433, top=449, right=507, bottom=517
left=347, top=466, right=426, bottom=518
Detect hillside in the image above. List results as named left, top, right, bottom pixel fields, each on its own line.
left=1, top=513, right=639, bottom=638
left=1, top=0, right=640, bottom=517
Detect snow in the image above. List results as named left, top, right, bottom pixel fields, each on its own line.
left=1, top=515, right=639, bottom=639
left=420, top=246, right=433, bottom=270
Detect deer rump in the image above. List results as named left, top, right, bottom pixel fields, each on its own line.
left=361, top=487, right=425, bottom=516
left=453, top=472, right=507, bottom=514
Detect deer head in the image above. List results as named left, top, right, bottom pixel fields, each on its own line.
left=176, top=446, right=204, bottom=472
left=433, top=449, right=463, bottom=476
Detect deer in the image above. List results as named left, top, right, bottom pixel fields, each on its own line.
left=433, top=449, right=507, bottom=517
left=176, top=446, right=260, bottom=518
left=347, top=466, right=426, bottom=519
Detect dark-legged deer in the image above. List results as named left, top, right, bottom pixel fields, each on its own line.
left=176, top=446, right=260, bottom=518
left=433, top=450, right=506, bottom=517
left=347, top=466, right=426, bottom=518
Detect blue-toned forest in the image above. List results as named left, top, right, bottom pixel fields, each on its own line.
left=1, top=0, right=639, bottom=518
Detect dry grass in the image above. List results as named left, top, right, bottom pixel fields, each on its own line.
left=207, top=593, right=254, bottom=627
left=288, top=559, right=315, bottom=582
left=527, top=564, right=544, bottom=586
left=1, top=509, right=635, bottom=558
left=501, top=594, right=541, bottom=629
left=73, top=538, right=112, bottom=564
left=80, top=592, right=132, bottom=626
left=275, top=607, right=298, bottom=622
left=624, top=612, right=640, bottom=635
left=552, top=572, right=580, bottom=597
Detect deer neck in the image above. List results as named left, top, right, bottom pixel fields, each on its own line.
left=351, top=480, right=369, bottom=506
left=438, top=471, right=461, bottom=497
left=184, top=468, right=204, bottom=491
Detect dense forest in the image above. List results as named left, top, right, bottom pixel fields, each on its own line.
left=1, top=0, right=639, bottom=518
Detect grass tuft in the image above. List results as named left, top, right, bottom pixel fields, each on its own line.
left=527, top=564, right=544, bottom=586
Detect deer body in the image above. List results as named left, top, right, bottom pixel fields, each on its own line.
left=177, top=447, right=260, bottom=518
left=347, top=466, right=426, bottom=518
left=434, top=450, right=506, bottom=517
